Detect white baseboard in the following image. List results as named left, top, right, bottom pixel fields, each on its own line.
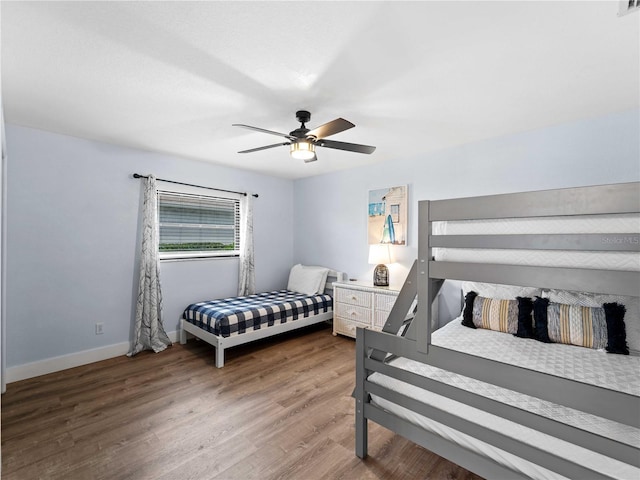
left=6, top=330, right=180, bottom=384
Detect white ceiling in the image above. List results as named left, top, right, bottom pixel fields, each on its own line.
left=2, top=1, right=638, bottom=180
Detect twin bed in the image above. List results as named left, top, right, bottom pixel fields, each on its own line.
left=180, top=267, right=346, bottom=367
left=355, top=182, right=639, bottom=479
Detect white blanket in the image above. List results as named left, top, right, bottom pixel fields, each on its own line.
left=368, top=319, right=640, bottom=480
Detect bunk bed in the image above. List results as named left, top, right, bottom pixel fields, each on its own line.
left=354, top=182, right=640, bottom=480
left=181, top=267, right=346, bottom=367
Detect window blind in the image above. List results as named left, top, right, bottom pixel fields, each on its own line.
left=158, top=191, right=240, bottom=258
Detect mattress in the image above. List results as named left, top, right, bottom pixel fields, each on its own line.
left=432, top=213, right=640, bottom=271
left=182, top=290, right=332, bottom=337
left=368, top=319, right=640, bottom=480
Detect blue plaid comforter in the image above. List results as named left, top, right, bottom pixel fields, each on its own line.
left=182, top=290, right=333, bottom=337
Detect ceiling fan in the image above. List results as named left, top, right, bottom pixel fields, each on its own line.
left=233, top=110, right=376, bottom=163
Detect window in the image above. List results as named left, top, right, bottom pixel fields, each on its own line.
left=158, top=191, right=240, bottom=259
left=390, top=204, right=400, bottom=223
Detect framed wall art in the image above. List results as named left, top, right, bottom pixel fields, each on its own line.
left=368, top=185, right=407, bottom=246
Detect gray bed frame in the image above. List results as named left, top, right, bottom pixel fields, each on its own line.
left=354, top=182, right=640, bottom=479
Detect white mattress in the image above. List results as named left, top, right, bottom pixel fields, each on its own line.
left=368, top=319, right=640, bottom=480
left=432, top=213, right=640, bottom=271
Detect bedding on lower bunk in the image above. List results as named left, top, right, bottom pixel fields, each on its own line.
left=368, top=319, right=640, bottom=480
left=182, top=289, right=332, bottom=337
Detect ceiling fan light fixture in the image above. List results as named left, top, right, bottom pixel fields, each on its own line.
left=234, top=111, right=375, bottom=161
left=290, top=141, right=315, bottom=161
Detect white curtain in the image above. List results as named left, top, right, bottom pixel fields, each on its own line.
left=128, top=175, right=171, bottom=356
left=238, top=194, right=255, bottom=296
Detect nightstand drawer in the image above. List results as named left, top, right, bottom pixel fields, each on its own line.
left=375, top=293, right=397, bottom=312
left=332, top=282, right=400, bottom=339
left=335, top=288, right=371, bottom=308
left=335, top=303, right=372, bottom=325
left=333, top=317, right=364, bottom=338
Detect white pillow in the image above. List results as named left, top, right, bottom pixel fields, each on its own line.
left=287, top=264, right=330, bottom=295
left=542, top=289, right=639, bottom=354
left=462, top=281, right=543, bottom=300
left=307, top=265, right=330, bottom=294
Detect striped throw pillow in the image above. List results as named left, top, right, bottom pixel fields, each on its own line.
left=546, top=302, right=608, bottom=349
left=462, top=292, right=518, bottom=334
left=533, top=298, right=629, bottom=354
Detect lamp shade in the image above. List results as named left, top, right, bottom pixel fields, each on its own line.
left=368, top=244, right=391, bottom=265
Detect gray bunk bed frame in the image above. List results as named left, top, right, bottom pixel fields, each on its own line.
left=354, top=181, right=640, bottom=479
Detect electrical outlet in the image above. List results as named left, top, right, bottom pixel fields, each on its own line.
left=95, top=323, right=104, bottom=335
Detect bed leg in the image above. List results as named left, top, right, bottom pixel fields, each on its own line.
left=355, top=398, right=368, bottom=458
left=179, top=325, right=187, bottom=345
left=355, top=327, right=368, bottom=458
left=215, top=346, right=224, bottom=368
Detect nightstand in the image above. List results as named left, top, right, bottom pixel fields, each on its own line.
left=332, top=281, right=401, bottom=338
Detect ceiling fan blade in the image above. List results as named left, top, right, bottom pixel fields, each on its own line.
left=306, top=118, right=355, bottom=140
left=303, top=153, right=318, bottom=164
left=317, top=139, right=376, bottom=154
left=238, top=142, right=290, bottom=154
left=233, top=124, right=296, bottom=140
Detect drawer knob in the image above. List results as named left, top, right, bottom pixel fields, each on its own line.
left=351, top=295, right=357, bottom=300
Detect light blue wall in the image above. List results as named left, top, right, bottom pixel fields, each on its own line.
left=5, top=125, right=294, bottom=367
left=293, top=109, right=640, bottom=321
left=5, top=109, right=639, bottom=368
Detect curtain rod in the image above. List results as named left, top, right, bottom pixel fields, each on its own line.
left=132, top=173, right=258, bottom=198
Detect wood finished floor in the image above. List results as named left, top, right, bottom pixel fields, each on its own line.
left=2, top=323, right=483, bottom=480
